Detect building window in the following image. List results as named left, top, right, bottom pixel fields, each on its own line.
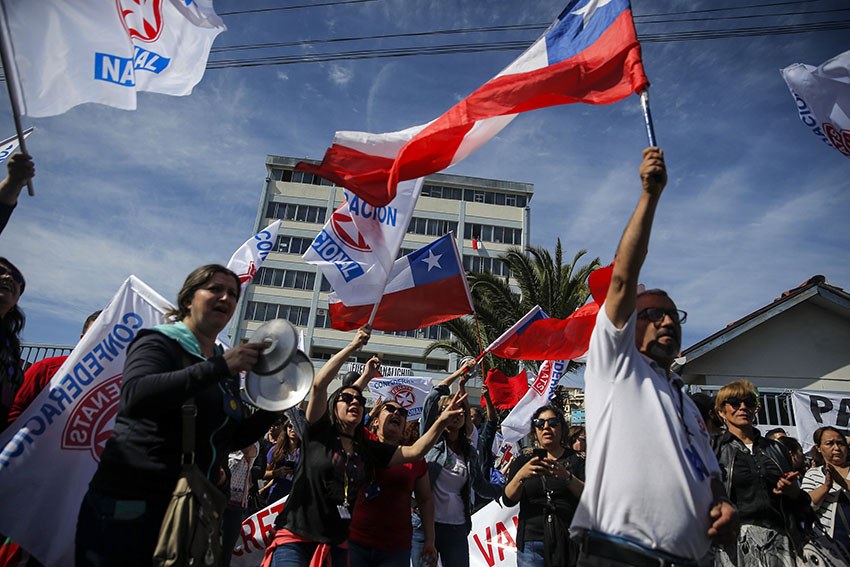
left=275, top=235, right=313, bottom=254
left=462, top=255, right=509, bottom=276
left=266, top=202, right=327, bottom=224
left=463, top=223, right=521, bottom=245
left=381, top=324, right=451, bottom=341
left=253, top=267, right=316, bottom=291
left=406, top=217, right=458, bottom=237
left=246, top=301, right=312, bottom=326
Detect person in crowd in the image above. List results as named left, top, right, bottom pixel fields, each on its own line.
left=263, top=417, right=302, bottom=504
left=0, top=153, right=35, bottom=234
left=266, top=326, right=468, bottom=567
left=348, top=398, right=436, bottom=567
left=504, top=405, right=584, bottom=567
left=801, top=426, right=850, bottom=546
left=470, top=407, right=484, bottom=431
left=766, top=428, right=788, bottom=441
left=690, top=391, right=725, bottom=436
left=7, top=310, right=101, bottom=425
left=249, top=419, right=285, bottom=513
left=0, top=257, right=26, bottom=432
left=776, top=436, right=808, bottom=476
left=565, top=425, right=587, bottom=481
left=570, top=147, right=738, bottom=566
left=223, top=443, right=260, bottom=566
left=75, top=264, right=277, bottom=567
left=412, top=359, right=501, bottom=567
left=475, top=382, right=501, bottom=496
left=712, top=379, right=811, bottom=566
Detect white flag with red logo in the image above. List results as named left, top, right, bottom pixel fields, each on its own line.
left=0, top=0, right=226, bottom=118
left=500, top=360, right=566, bottom=443
left=781, top=49, right=850, bottom=159
left=302, top=177, right=423, bottom=306
left=0, top=276, right=171, bottom=566
left=226, top=220, right=282, bottom=291
left=367, top=376, right=432, bottom=421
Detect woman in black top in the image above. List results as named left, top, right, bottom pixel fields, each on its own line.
left=268, top=326, right=466, bottom=567
left=75, top=264, right=276, bottom=567
left=712, top=379, right=810, bottom=567
left=503, top=405, right=583, bottom=567
left=0, top=257, right=26, bottom=432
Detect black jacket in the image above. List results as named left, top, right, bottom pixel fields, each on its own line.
left=712, top=430, right=811, bottom=532
left=91, top=330, right=277, bottom=498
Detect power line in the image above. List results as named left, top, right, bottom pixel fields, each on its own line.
left=632, top=0, right=827, bottom=18
left=218, top=0, right=376, bottom=17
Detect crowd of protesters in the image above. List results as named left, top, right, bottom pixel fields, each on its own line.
left=2, top=149, right=850, bottom=567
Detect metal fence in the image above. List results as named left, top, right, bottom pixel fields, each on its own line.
left=20, top=343, right=75, bottom=371
left=687, top=385, right=796, bottom=428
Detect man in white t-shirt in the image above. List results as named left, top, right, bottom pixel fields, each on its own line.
left=570, top=147, right=738, bottom=566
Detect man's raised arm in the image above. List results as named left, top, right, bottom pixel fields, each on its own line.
left=605, top=147, right=667, bottom=329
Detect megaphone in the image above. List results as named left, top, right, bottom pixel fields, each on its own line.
left=243, top=319, right=314, bottom=412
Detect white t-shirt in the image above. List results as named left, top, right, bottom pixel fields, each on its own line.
left=570, top=305, right=721, bottom=560
left=433, top=447, right=469, bottom=525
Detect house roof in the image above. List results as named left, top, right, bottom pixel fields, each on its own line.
left=673, top=275, right=850, bottom=373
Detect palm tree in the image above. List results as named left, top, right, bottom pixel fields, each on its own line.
left=424, top=240, right=600, bottom=376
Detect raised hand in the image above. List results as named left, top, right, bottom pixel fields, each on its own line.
left=639, top=146, right=667, bottom=198
left=223, top=341, right=266, bottom=374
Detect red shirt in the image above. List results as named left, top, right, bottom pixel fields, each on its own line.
left=348, top=455, right=427, bottom=551
left=8, top=356, right=68, bottom=424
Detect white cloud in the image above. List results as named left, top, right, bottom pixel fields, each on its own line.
left=328, top=63, right=354, bottom=86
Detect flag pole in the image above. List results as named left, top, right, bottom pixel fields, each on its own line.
left=639, top=89, right=657, bottom=147
left=0, top=1, right=33, bottom=196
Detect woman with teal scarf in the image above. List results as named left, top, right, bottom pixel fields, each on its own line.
left=75, top=264, right=275, bottom=567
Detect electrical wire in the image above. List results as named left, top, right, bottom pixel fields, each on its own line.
left=218, top=0, right=376, bottom=17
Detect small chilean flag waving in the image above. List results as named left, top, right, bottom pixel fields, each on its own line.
left=329, top=233, right=473, bottom=331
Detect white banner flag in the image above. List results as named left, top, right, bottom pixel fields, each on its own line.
left=0, top=276, right=171, bottom=566
left=0, top=127, right=33, bottom=165
left=781, top=49, right=850, bottom=159
left=1, top=0, right=225, bottom=118
left=227, top=220, right=282, bottom=290
left=230, top=497, right=287, bottom=567
left=303, top=178, right=422, bottom=306
left=500, top=360, right=565, bottom=443
left=367, top=376, right=433, bottom=421
left=790, top=390, right=850, bottom=453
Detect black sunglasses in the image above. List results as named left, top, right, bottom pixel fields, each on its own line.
left=532, top=417, right=561, bottom=429
left=725, top=396, right=759, bottom=410
left=338, top=392, right=366, bottom=406
left=383, top=404, right=409, bottom=418
left=638, top=307, right=687, bottom=325
left=0, top=265, right=25, bottom=292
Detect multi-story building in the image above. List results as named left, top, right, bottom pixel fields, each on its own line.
left=229, top=155, right=533, bottom=389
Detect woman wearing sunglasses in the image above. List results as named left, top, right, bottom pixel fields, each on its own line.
left=503, top=405, right=584, bottom=567
left=712, top=380, right=810, bottom=567
left=801, top=426, right=850, bottom=547
left=348, top=399, right=436, bottom=567
left=267, top=326, right=467, bottom=567
left=0, top=257, right=26, bottom=432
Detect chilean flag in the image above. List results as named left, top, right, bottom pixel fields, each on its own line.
left=329, top=233, right=473, bottom=331
left=484, top=264, right=613, bottom=361
left=297, top=0, right=648, bottom=207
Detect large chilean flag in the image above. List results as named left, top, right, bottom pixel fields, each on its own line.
left=329, top=233, right=473, bottom=331
left=297, top=0, right=648, bottom=207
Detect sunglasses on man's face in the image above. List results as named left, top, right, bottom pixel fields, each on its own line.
left=338, top=392, right=366, bottom=406
left=383, top=404, right=409, bottom=418
left=638, top=307, right=687, bottom=325
left=725, top=396, right=759, bottom=410
left=532, top=417, right=561, bottom=430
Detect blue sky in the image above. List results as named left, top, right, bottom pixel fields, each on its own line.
left=1, top=0, right=847, bottom=354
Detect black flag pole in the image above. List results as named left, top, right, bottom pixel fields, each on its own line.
left=0, top=0, right=33, bottom=196
left=639, top=89, right=657, bottom=147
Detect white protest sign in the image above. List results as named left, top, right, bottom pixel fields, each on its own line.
left=347, top=361, right=412, bottom=377
left=469, top=500, right=519, bottom=567
left=0, top=275, right=170, bottom=567
left=791, top=390, right=850, bottom=453
left=367, top=376, right=433, bottom=421
left=230, top=497, right=287, bottom=567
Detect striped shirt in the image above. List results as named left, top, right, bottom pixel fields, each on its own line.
left=801, top=466, right=850, bottom=537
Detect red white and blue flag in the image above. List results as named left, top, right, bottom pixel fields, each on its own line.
left=297, top=0, right=648, bottom=207
left=329, top=233, right=473, bottom=331
left=1, top=0, right=225, bottom=117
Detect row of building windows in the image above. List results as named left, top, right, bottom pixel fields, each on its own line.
left=245, top=301, right=315, bottom=326
left=421, top=184, right=528, bottom=208
left=463, top=255, right=509, bottom=277
left=464, top=223, right=522, bottom=245
left=270, top=168, right=335, bottom=186
left=252, top=267, right=332, bottom=292
left=266, top=202, right=327, bottom=224
left=406, top=217, right=458, bottom=237
left=379, top=325, right=452, bottom=341
left=275, top=235, right=313, bottom=255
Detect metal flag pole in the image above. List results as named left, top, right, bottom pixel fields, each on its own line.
left=0, top=1, right=33, bottom=196
left=639, top=89, right=657, bottom=147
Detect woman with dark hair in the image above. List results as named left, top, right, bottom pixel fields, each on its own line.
left=801, top=426, right=850, bottom=546
left=413, top=360, right=501, bottom=567
left=266, top=326, right=466, bottom=567
left=0, top=257, right=26, bottom=432
left=712, top=379, right=810, bottom=567
left=263, top=417, right=302, bottom=503
left=347, top=399, right=436, bottom=567
left=75, top=264, right=276, bottom=567
left=503, top=405, right=584, bottom=567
